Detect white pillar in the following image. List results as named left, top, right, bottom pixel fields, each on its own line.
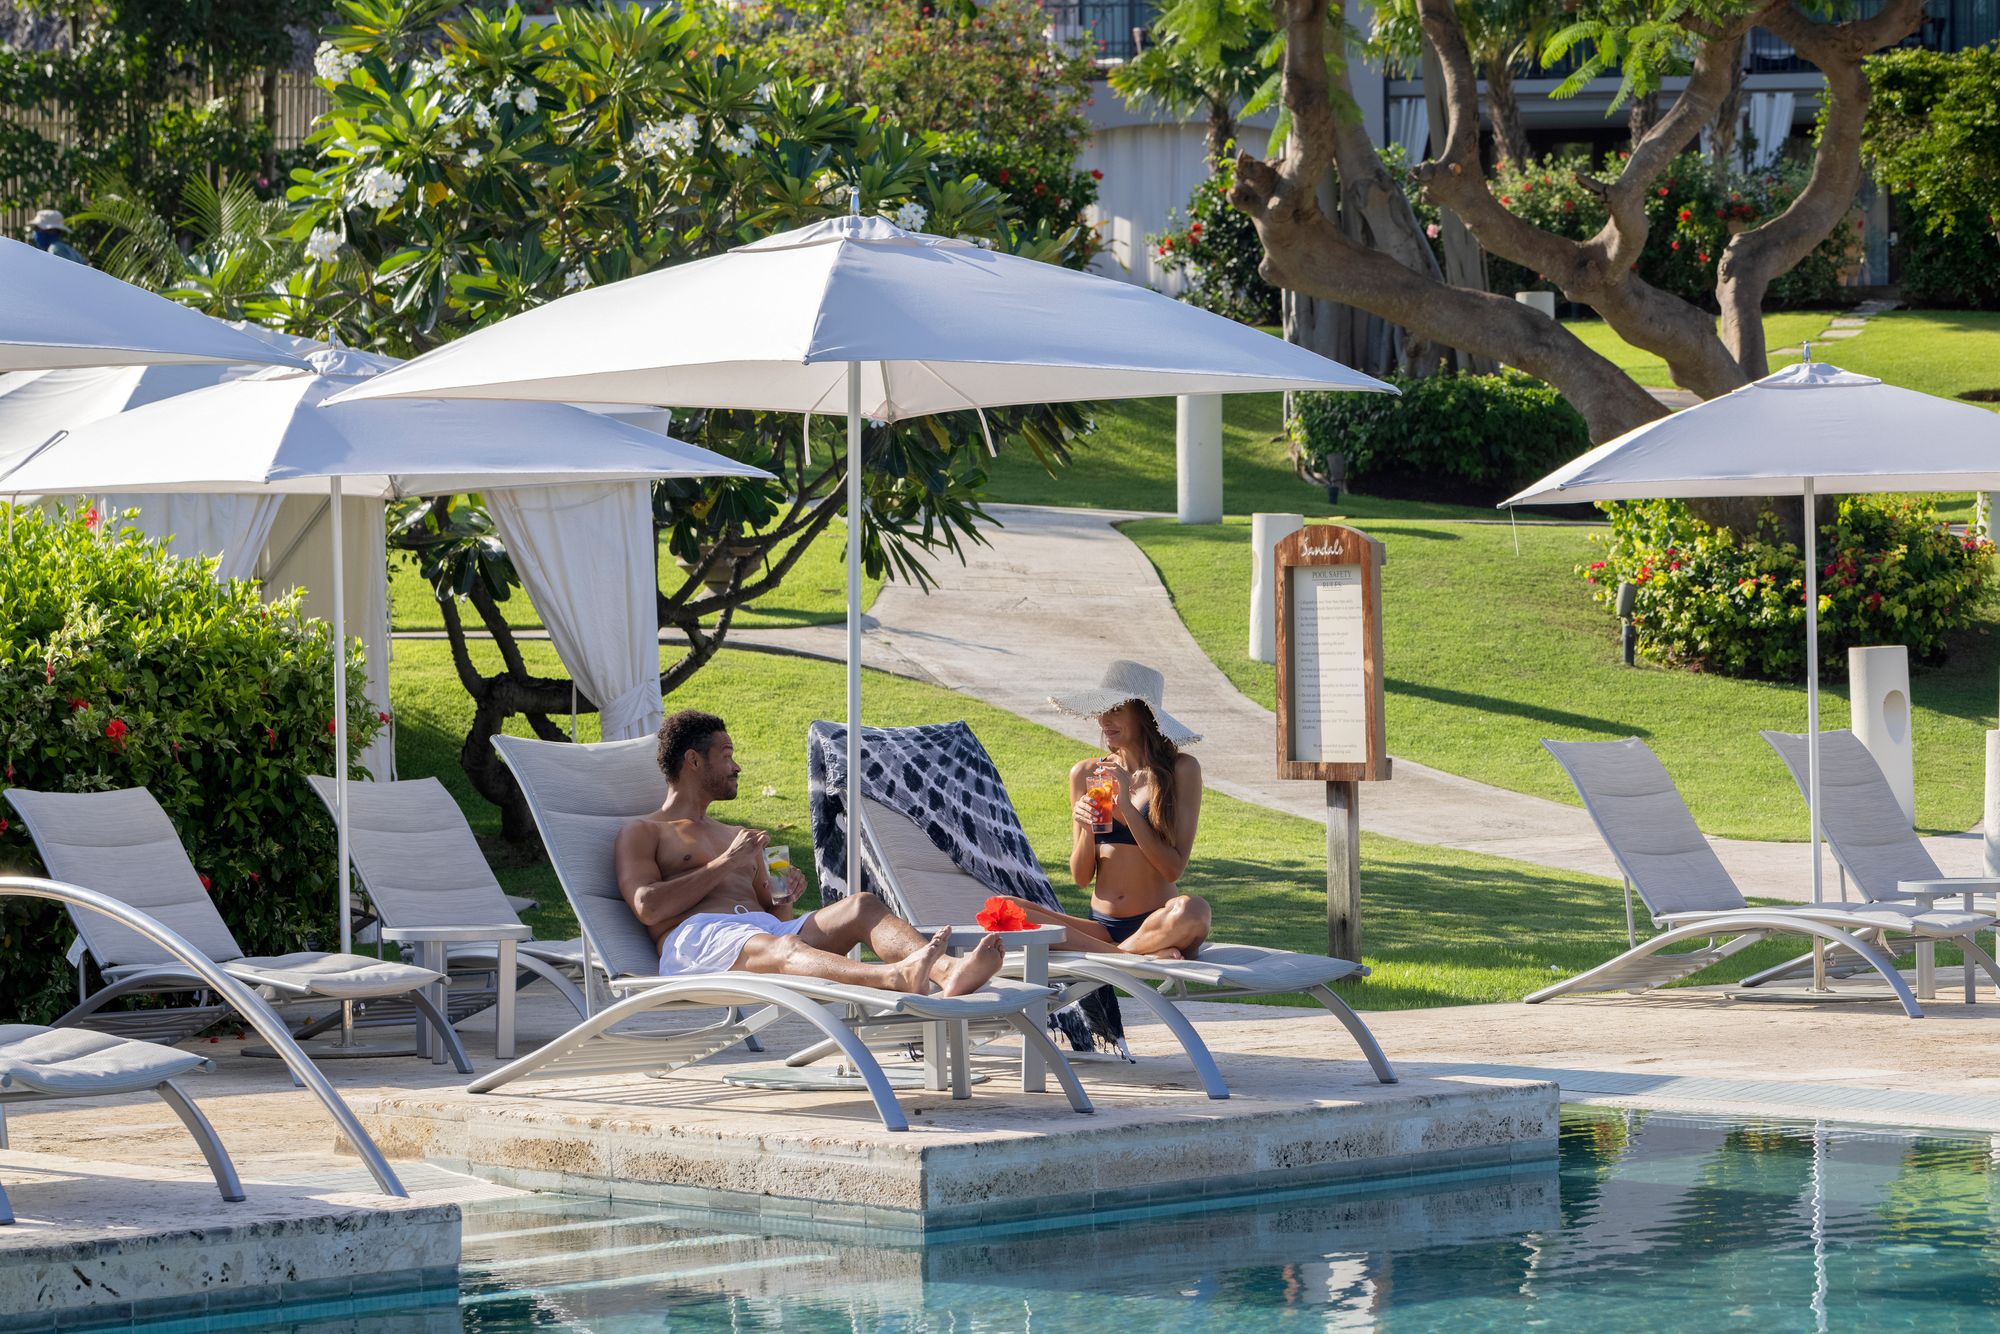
left=1849, top=644, right=1915, bottom=826
left=1175, top=395, right=1223, bottom=524
left=1249, top=512, right=1304, bottom=664
left=1986, top=732, right=2000, bottom=876
left=1515, top=290, right=1557, bottom=319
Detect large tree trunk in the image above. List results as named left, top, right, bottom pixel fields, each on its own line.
left=1205, top=95, right=1237, bottom=167
left=1711, top=46, right=1747, bottom=170
left=1627, top=91, right=1661, bottom=149
left=1484, top=56, right=1530, bottom=166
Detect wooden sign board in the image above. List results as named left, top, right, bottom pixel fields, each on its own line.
left=1275, top=524, right=1389, bottom=783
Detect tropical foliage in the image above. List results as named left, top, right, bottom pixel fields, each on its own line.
left=1582, top=498, right=1994, bottom=680
left=0, top=506, right=380, bottom=1024
left=1865, top=45, right=2000, bottom=311
left=1150, top=157, right=1279, bottom=325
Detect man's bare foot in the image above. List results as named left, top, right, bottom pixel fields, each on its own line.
left=938, top=933, right=1004, bottom=996
left=886, top=928, right=951, bottom=994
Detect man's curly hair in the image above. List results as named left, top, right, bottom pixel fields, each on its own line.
left=657, top=709, right=727, bottom=779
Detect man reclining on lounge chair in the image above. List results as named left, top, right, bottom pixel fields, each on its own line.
left=615, top=710, right=1003, bottom=995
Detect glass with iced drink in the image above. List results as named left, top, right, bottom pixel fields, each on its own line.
left=1086, top=763, right=1116, bottom=835
left=765, top=845, right=795, bottom=903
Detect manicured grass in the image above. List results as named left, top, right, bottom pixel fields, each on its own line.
left=1561, top=312, right=1829, bottom=389
left=391, top=640, right=1817, bottom=1007
left=1123, top=515, right=2000, bottom=842
left=387, top=520, right=880, bottom=632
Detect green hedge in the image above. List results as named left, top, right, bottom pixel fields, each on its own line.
left=1894, top=203, right=2000, bottom=310
left=0, top=506, right=381, bottom=1024
left=1288, top=370, right=1591, bottom=504
left=1582, top=498, right=1993, bottom=680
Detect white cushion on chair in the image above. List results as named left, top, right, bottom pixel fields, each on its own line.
left=226, top=952, right=443, bottom=998
left=0, top=1024, right=210, bottom=1096
left=1065, top=942, right=1363, bottom=992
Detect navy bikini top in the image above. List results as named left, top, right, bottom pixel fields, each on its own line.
left=1098, top=794, right=1151, bottom=846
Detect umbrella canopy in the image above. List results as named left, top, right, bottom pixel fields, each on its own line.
left=0, top=238, right=312, bottom=373
left=0, top=326, right=325, bottom=468
left=1504, top=362, right=2000, bottom=505
left=1503, top=360, right=2000, bottom=903
left=324, top=211, right=1393, bottom=912
left=328, top=215, right=1394, bottom=413
left=1, top=347, right=771, bottom=496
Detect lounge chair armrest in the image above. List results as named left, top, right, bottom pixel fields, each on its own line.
left=379, top=924, right=535, bottom=943
left=940, top=925, right=1064, bottom=952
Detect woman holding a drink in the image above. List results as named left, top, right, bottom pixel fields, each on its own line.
left=1007, top=660, right=1211, bottom=959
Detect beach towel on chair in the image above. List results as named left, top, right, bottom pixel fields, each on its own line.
left=805, top=720, right=1124, bottom=1054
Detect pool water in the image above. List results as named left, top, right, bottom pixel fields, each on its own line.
left=200, top=1108, right=2000, bottom=1332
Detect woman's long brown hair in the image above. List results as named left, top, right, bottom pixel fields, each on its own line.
left=1133, top=705, right=1180, bottom=845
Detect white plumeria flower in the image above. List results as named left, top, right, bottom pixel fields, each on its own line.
left=633, top=113, right=700, bottom=158
left=491, top=81, right=515, bottom=106
left=442, top=129, right=462, bottom=148
left=562, top=267, right=592, bottom=293
left=463, top=148, right=484, bottom=169
left=719, top=123, right=757, bottom=157
left=892, top=201, right=929, bottom=231
left=471, top=102, right=494, bottom=130
left=357, top=166, right=407, bottom=210
left=303, top=228, right=342, bottom=263
left=313, top=42, right=359, bottom=83
left=514, top=86, right=538, bottom=114
left=757, top=82, right=778, bottom=102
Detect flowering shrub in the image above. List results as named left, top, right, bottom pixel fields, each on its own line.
left=1151, top=158, right=1279, bottom=325
left=0, top=507, right=382, bottom=1023
left=1289, top=370, right=1590, bottom=504
left=937, top=133, right=1102, bottom=268
left=1486, top=150, right=1859, bottom=309
left=1581, top=498, right=1993, bottom=680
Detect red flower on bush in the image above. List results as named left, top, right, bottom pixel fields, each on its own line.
left=1670, top=241, right=1680, bottom=251
left=1677, top=208, right=1692, bottom=222
left=996, top=167, right=1011, bottom=185
left=82, top=505, right=99, bottom=530
left=1657, top=187, right=1668, bottom=197
left=104, top=719, right=128, bottom=747
left=975, top=896, right=1031, bottom=932
left=68, top=697, right=87, bottom=711
left=378, top=711, right=391, bottom=724
left=1696, top=253, right=1709, bottom=264
left=1499, top=194, right=1512, bottom=206
left=0, top=818, right=8, bottom=835
left=326, top=718, right=337, bottom=733
left=1089, top=168, right=1102, bottom=180
left=199, top=874, right=212, bottom=892
left=265, top=725, right=277, bottom=753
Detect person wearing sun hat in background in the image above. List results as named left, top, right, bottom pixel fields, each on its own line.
left=27, top=208, right=86, bottom=264
left=999, top=660, right=1211, bottom=959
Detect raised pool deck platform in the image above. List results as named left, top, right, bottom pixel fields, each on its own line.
left=348, top=1055, right=1555, bottom=1235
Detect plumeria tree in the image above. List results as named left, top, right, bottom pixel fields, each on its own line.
left=279, top=0, right=1092, bottom=838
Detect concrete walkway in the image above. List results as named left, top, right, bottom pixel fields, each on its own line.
left=723, top=503, right=1987, bottom=902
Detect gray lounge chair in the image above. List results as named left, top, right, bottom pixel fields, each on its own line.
left=473, top=735, right=1093, bottom=1131
left=837, top=770, right=1398, bottom=1097
left=307, top=775, right=591, bottom=1048
left=0, top=1024, right=242, bottom=1223
left=1530, top=737, right=1999, bottom=1016
left=4, top=786, right=470, bottom=1071
left=1761, top=728, right=2000, bottom=999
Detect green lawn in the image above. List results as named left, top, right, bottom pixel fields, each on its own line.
left=1123, top=515, right=2000, bottom=842
left=387, top=520, right=881, bottom=633
left=391, top=640, right=1819, bottom=1008
left=1561, top=312, right=1830, bottom=389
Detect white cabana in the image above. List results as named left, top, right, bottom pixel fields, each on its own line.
left=1505, top=359, right=2000, bottom=898
left=0, top=239, right=310, bottom=373
left=3, top=346, right=772, bottom=968
left=329, top=211, right=1397, bottom=898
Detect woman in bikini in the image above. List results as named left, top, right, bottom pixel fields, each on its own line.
left=1009, top=659, right=1211, bottom=959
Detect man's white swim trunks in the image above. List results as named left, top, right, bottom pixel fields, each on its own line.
left=657, top=909, right=810, bottom=975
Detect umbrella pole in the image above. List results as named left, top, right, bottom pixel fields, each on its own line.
left=846, top=362, right=863, bottom=902
left=332, top=476, right=355, bottom=1047
left=1804, top=479, right=1824, bottom=902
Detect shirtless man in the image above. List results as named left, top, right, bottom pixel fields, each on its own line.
left=613, top=709, right=1004, bottom=994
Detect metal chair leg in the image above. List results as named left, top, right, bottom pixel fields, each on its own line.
left=155, top=1080, right=246, bottom=1203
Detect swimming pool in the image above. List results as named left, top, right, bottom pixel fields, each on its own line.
left=153, top=1108, right=2000, bottom=1331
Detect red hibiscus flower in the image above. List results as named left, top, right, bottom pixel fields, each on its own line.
left=199, top=874, right=212, bottom=892
left=82, top=505, right=99, bottom=530
left=69, top=697, right=88, bottom=711
left=104, top=719, right=128, bottom=746
left=1090, top=168, right=1103, bottom=180
left=326, top=718, right=337, bottom=733
left=1677, top=208, right=1692, bottom=222
left=975, top=896, right=1031, bottom=932
left=378, top=710, right=391, bottom=724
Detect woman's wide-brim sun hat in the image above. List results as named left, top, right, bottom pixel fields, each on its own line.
left=1049, top=659, right=1201, bottom=746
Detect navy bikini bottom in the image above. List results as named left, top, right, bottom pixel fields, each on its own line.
left=1090, top=907, right=1155, bottom=945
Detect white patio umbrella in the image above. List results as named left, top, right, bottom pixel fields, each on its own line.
left=2, top=346, right=773, bottom=1001
left=328, top=212, right=1396, bottom=899
left=0, top=238, right=311, bottom=372
left=1504, top=359, right=2000, bottom=899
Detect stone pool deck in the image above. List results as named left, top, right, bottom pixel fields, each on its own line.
left=8, top=979, right=2000, bottom=1323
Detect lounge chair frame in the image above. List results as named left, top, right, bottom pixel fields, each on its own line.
left=1530, top=737, right=2000, bottom=1016
left=5, top=787, right=471, bottom=1073
left=0, top=875, right=406, bottom=1202
left=484, top=734, right=1092, bottom=1130
left=810, top=787, right=1398, bottom=1099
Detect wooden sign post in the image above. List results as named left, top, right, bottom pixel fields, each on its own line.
left=1274, top=524, right=1389, bottom=962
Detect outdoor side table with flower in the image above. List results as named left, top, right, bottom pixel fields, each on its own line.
left=943, top=899, right=1065, bottom=1096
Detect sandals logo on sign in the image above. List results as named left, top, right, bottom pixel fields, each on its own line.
left=1300, top=537, right=1346, bottom=558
